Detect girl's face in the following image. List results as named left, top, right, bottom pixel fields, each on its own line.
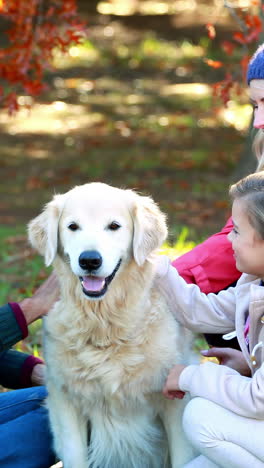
left=249, top=79, right=264, bottom=129
left=228, top=198, right=264, bottom=278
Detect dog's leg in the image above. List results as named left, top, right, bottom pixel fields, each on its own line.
left=159, top=398, right=196, bottom=468
left=47, top=384, right=88, bottom=468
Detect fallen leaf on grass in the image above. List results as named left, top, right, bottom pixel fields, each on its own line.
left=4, top=249, right=34, bottom=265
left=26, top=176, right=45, bottom=190
left=214, top=200, right=229, bottom=209
left=5, top=235, right=27, bottom=244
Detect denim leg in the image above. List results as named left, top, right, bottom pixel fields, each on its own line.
left=0, top=386, right=56, bottom=468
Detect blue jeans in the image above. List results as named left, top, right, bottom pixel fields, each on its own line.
left=0, top=386, right=56, bottom=468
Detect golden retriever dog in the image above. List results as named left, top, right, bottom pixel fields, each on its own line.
left=28, top=182, right=195, bottom=468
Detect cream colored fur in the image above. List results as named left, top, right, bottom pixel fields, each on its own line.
left=28, top=182, right=195, bottom=468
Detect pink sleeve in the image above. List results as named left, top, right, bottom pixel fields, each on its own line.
left=172, top=218, right=241, bottom=294
left=179, top=361, right=264, bottom=419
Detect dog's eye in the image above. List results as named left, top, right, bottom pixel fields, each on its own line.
left=68, top=222, right=79, bottom=231
left=108, top=221, right=121, bottom=231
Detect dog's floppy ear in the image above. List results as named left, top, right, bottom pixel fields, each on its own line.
left=132, top=194, right=167, bottom=266
left=28, top=194, right=65, bottom=266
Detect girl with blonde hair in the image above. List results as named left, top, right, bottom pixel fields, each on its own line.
left=173, top=43, right=264, bottom=353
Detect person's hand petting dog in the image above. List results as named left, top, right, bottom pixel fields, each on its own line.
left=16, top=273, right=59, bottom=386
left=19, top=272, right=60, bottom=325
left=162, top=364, right=186, bottom=400
left=163, top=346, right=251, bottom=400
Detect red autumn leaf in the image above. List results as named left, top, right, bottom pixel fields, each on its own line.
left=23, top=80, right=48, bottom=96
left=26, top=176, right=44, bottom=190
left=204, top=58, right=223, bottom=69
left=212, top=74, right=234, bottom=106
left=179, top=181, right=191, bottom=190
left=221, top=41, right=235, bottom=56
left=4, top=92, right=19, bottom=115
left=244, top=13, right=262, bottom=29
left=245, top=28, right=262, bottom=43
left=0, top=0, right=87, bottom=113
left=214, top=200, right=229, bottom=209
left=205, top=23, right=216, bottom=40
left=233, top=32, right=246, bottom=44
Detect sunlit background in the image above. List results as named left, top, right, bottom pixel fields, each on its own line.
left=0, top=0, right=256, bottom=314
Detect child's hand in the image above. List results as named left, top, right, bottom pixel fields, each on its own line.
left=201, top=347, right=251, bottom=377
left=163, top=364, right=186, bottom=400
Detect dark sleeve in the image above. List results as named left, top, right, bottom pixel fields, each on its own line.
left=0, top=304, right=43, bottom=388
left=0, top=349, right=43, bottom=389
left=0, top=303, right=28, bottom=351
left=172, top=218, right=241, bottom=294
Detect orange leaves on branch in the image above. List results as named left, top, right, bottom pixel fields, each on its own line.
left=205, top=3, right=263, bottom=106
left=244, top=13, right=262, bottom=40
left=205, top=23, right=216, bottom=40
left=204, top=59, right=223, bottom=69
left=233, top=14, right=262, bottom=44
left=0, top=0, right=86, bottom=114
left=212, top=74, right=234, bottom=106
left=221, top=41, right=235, bottom=56
left=232, top=31, right=246, bottom=44
left=4, top=92, right=19, bottom=114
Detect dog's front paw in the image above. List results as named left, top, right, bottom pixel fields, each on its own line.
left=62, top=458, right=88, bottom=468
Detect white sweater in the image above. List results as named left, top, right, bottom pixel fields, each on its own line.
left=157, top=256, right=264, bottom=419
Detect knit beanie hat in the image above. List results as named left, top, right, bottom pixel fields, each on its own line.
left=247, top=43, right=264, bottom=83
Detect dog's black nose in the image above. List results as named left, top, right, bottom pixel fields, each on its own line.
left=79, top=251, right=102, bottom=271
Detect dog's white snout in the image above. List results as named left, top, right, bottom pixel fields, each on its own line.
left=78, top=250, right=102, bottom=271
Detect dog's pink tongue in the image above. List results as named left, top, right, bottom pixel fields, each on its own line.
left=82, top=276, right=105, bottom=292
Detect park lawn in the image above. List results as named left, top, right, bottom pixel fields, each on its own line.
left=0, top=6, right=252, bottom=357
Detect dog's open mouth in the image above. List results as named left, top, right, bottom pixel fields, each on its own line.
left=79, top=259, right=122, bottom=298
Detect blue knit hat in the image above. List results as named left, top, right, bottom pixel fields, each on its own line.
left=247, top=44, right=264, bottom=83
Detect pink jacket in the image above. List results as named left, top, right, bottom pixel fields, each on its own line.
left=172, top=218, right=241, bottom=293
left=157, top=257, right=264, bottom=419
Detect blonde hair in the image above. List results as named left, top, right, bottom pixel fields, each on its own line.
left=230, top=171, right=264, bottom=239
left=253, top=129, right=264, bottom=171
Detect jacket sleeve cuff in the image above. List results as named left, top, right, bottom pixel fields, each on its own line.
left=9, top=303, right=28, bottom=339
left=20, top=355, right=44, bottom=387
left=178, top=365, right=199, bottom=392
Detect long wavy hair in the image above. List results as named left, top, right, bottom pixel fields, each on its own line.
left=253, top=129, right=264, bottom=171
